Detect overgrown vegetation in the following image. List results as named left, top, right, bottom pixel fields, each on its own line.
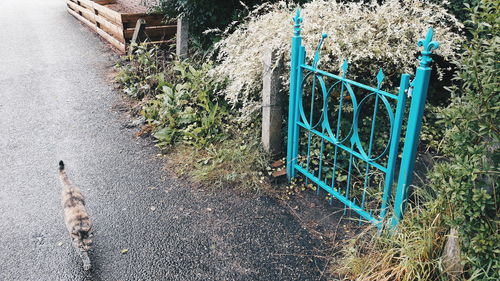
left=117, top=0, right=498, bottom=279
left=142, top=60, right=228, bottom=148
left=431, top=0, right=499, bottom=276
left=166, top=134, right=270, bottom=190
left=116, top=44, right=167, bottom=99
left=336, top=1, right=499, bottom=280
left=431, top=0, right=481, bottom=23
left=142, top=0, right=309, bottom=48
left=116, top=44, right=270, bottom=190
left=337, top=188, right=448, bottom=280
left=212, top=0, right=463, bottom=121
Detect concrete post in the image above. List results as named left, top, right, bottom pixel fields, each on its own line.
left=176, top=17, right=189, bottom=59
left=262, top=48, right=284, bottom=156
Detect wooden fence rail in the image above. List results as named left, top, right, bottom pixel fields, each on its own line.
left=66, top=0, right=176, bottom=53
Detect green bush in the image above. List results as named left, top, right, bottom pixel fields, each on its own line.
left=430, top=0, right=499, bottom=277
left=431, top=0, right=481, bottom=23
left=115, top=44, right=229, bottom=148
left=144, top=0, right=310, bottom=48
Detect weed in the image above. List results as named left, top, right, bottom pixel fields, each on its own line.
left=334, top=187, right=448, bottom=281
left=166, top=132, right=271, bottom=192
left=142, top=60, right=229, bottom=148
left=116, top=44, right=172, bottom=99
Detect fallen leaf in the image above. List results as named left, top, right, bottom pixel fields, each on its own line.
left=271, top=160, right=285, bottom=168
left=272, top=169, right=287, bottom=177
left=120, top=249, right=129, bottom=254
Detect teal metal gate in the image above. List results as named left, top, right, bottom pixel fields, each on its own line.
left=286, top=10, right=439, bottom=228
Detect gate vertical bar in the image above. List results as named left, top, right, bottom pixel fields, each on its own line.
left=380, top=74, right=409, bottom=220
left=392, top=28, right=439, bottom=226
left=286, top=9, right=302, bottom=179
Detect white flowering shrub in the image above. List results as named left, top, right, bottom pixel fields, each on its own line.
left=212, top=0, right=464, bottom=120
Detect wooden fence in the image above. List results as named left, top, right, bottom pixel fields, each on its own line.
left=66, top=0, right=176, bottom=53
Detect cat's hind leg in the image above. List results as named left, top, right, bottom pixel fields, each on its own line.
left=72, top=236, right=91, bottom=271
left=80, top=250, right=91, bottom=271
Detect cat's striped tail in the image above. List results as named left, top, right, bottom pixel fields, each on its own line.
left=58, top=160, right=71, bottom=187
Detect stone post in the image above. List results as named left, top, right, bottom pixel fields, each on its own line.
left=443, top=228, right=463, bottom=280
left=176, top=17, right=189, bottom=59
left=262, top=48, right=284, bottom=156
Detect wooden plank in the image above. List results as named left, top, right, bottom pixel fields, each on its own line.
left=69, top=0, right=122, bottom=25
left=130, top=19, right=147, bottom=44
left=67, top=0, right=124, bottom=42
left=128, top=19, right=147, bottom=55
left=67, top=7, right=125, bottom=53
left=95, top=15, right=124, bottom=42
left=124, top=25, right=176, bottom=41
left=67, top=1, right=95, bottom=23
left=92, top=2, right=122, bottom=25
left=94, top=0, right=116, bottom=4
left=66, top=0, right=178, bottom=52
left=142, top=40, right=175, bottom=45
left=137, top=40, right=175, bottom=48
left=121, top=14, right=172, bottom=29
left=70, top=0, right=93, bottom=11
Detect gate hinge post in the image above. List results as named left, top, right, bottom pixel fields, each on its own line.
left=286, top=9, right=303, bottom=180
left=391, top=28, right=439, bottom=227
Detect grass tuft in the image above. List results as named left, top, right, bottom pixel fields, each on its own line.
left=165, top=133, right=271, bottom=192
left=333, top=187, right=451, bottom=281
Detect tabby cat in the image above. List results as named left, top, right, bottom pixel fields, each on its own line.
left=58, top=160, right=93, bottom=271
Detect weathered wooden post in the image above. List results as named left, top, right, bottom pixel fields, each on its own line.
left=128, top=18, right=147, bottom=55
left=262, top=49, right=284, bottom=156
left=176, top=17, right=189, bottom=59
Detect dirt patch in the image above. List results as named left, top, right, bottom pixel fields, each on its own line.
left=279, top=190, right=367, bottom=279
left=104, top=0, right=149, bottom=13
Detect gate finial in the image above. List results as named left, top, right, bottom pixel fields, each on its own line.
left=376, top=69, right=385, bottom=89
left=417, top=28, right=439, bottom=67
left=342, top=59, right=349, bottom=77
left=293, top=9, right=302, bottom=36
left=312, top=33, right=328, bottom=68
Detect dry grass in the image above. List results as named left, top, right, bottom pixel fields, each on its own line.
left=162, top=134, right=272, bottom=192
left=330, top=189, right=453, bottom=281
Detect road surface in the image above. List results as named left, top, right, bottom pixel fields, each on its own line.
left=0, top=0, right=321, bottom=280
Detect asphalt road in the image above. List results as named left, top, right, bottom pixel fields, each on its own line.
left=0, top=1, right=321, bottom=280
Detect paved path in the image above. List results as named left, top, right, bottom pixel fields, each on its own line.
left=0, top=1, right=321, bottom=280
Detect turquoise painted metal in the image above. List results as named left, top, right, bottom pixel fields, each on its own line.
left=391, top=28, right=439, bottom=227
left=286, top=9, right=303, bottom=179
left=286, top=9, right=439, bottom=228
